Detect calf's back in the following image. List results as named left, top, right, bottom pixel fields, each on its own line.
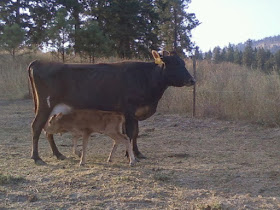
left=46, top=110, right=125, bottom=135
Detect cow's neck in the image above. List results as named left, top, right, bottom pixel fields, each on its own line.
left=150, top=65, right=168, bottom=103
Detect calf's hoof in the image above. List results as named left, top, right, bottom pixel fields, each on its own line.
left=79, top=162, right=85, bottom=167
left=129, top=160, right=137, bottom=167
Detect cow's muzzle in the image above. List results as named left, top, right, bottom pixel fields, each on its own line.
left=185, top=78, right=196, bottom=86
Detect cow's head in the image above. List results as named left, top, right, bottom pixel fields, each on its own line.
left=45, top=113, right=63, bottom=134
left=152, top=50, right=195, bottom=87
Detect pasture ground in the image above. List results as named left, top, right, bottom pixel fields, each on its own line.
left=0, top=99, right=279, bottom=209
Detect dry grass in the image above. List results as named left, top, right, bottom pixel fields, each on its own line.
left=0, top=55, right=32, bottom=99
left=0, top=100, right=280, bottom=209
left=159, top=60, right=280, bottom=126
left=1, top=54, right=280, bottom=125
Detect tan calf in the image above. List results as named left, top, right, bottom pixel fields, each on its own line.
left=45, top=109, right=136, bottom=166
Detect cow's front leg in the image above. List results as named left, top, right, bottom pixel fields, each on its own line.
left=125, top=118, right=146, bottom=159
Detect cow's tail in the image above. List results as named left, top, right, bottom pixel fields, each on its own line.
left=28, top=60, right=39, bottom=114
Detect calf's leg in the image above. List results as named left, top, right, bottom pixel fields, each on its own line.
left=109, top=133, right=136, bottom=166
left=80, top=132, right=90, bottom=166
left=107, top=141, right=118, bottom=163
left=72, top=134, right=81, bottom=157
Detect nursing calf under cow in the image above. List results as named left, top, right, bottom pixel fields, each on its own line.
left=28, top=50, right=195, bottom=165
left=45, top=109, right=136, bottom=166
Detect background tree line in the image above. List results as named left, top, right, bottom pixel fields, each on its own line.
left=200, top=39, right=280, bottom=72
left=0, top=0, right=199, bottom=62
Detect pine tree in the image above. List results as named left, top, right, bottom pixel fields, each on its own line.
left=0, top=0, right=30, bottom=28
left=0, top=24, right=25, bottom=58
left=256, top=48, right=266, bottom=70
left=28, top=0, right=56, bottom=48
left=243, top=39, right=254, bottom=68
left=95, top=0, right=145, bottom=58
left=264, top=51, right=274, bottom=71
left=275, top=50, right=280, bottom=72
left=56, top=0, right=84, bottom=54
left=47, top=8, right=74, bottom=62
left=204, top=50, right=212, bottom=60
left=233, top=48, right=242, bottom=65
left=213, top=46, right=221, bottom=63
left=156, top=0, right=199, bottom=55
left=78, top=21, right=112, bottom=63
left=226, top=44, right=234, bottom=63
left=0, top=0, right=30, bottom=52
left=220, top=47, right=226, bottom=62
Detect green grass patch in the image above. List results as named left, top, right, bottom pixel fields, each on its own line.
left=153, top=172, right=172, bottom=182
left=0, top=173, right=25, bottom=185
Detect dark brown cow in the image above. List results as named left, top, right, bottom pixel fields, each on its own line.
left=28, top=50, right=195, bottom=165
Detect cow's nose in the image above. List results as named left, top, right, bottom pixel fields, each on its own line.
left=189, top=78, right=196, bottom=85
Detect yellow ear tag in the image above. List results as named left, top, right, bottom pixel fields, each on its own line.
left=155, top=57, right=164, bottom=65
left=152, top=50, right=165, bottom=65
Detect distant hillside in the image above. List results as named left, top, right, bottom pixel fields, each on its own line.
left=235, top=35, right=280, bottom=53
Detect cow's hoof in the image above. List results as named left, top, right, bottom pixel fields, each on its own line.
left=56, top=154, right=66, bottom=160
left=135, top=152, right=146, bottom=159
left=35, top=159, right=47, bottom=166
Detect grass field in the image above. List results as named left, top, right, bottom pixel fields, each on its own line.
left=0, top=54, right=280, bottom=209
left=0, top=99, right=279, bottom=209
left=2, top=54, right=280, bottom=125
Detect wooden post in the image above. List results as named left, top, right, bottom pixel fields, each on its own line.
left=192, top=53, right=197, bottom=118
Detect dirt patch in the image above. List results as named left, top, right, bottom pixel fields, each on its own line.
left=0, top=99, right=279, bottom=209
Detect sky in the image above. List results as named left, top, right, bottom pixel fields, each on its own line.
left=188, top=0, right=280, bottom=52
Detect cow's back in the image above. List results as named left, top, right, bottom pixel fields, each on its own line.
left=30, top=60, right=165, bottom=119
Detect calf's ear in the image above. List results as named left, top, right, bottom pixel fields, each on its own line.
left=48, top=114, right=57, bottom=124
left=56, top=113, right=63, bottom=120
left=152, top=50, right=164, bottom=65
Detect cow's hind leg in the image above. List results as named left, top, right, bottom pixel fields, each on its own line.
left=46, top=134, right=66, bottom=160
left=31, top=110, right=51, bottom=165
left=125, top=118, right=145, bottom=159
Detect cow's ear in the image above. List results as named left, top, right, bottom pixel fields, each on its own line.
left=152, top=50, right=164, bottom=65
left=163, top=50, right=170, bottom=57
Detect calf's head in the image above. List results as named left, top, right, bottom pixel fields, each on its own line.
left=152, top=50, right=195, bottom=87
left=45, top=113, right=64, bottom=134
